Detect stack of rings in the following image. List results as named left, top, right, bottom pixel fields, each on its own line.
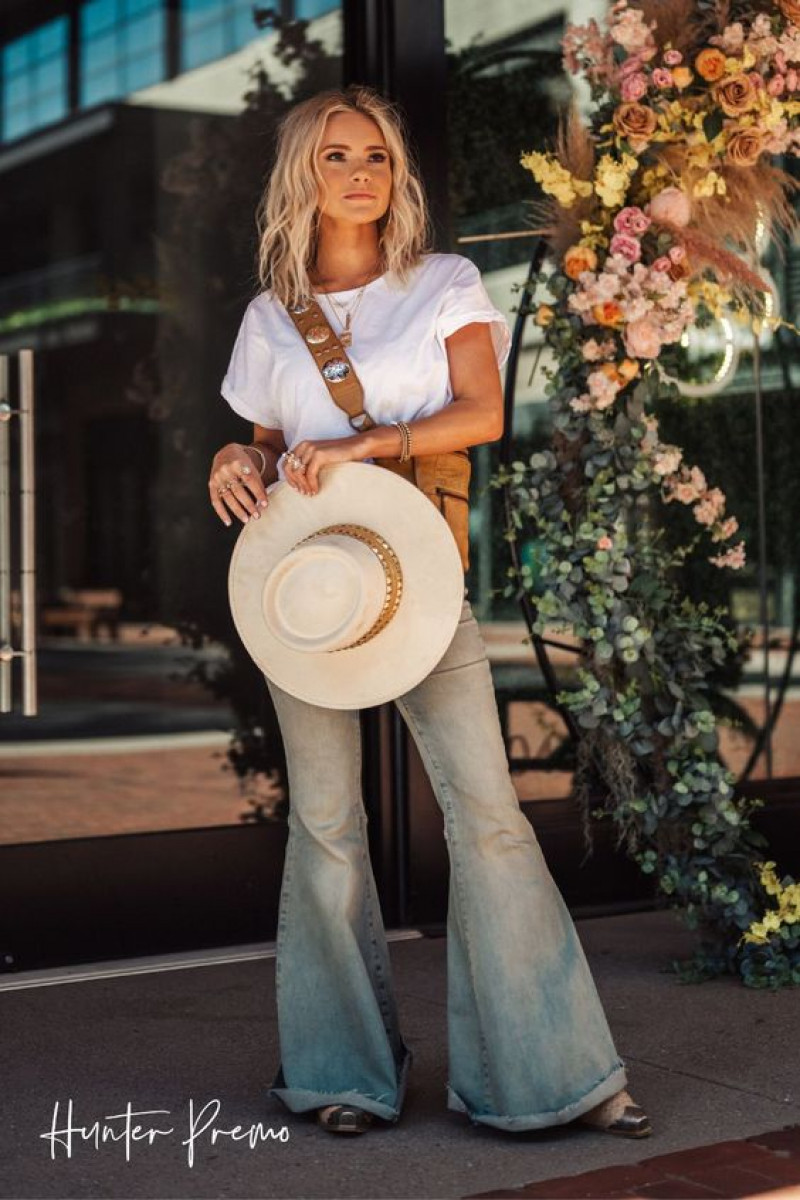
left=282, top=450, right=306, bottom=473
left=217, top=463, right=252, bottom=496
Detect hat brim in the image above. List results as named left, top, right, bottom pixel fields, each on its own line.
left=228, top=461, right=465, bottom=709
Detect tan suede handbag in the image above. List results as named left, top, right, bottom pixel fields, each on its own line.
left=285, top=297, right=472, bottom=572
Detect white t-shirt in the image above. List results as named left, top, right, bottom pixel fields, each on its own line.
left=220, top=251, right=511, bottom=482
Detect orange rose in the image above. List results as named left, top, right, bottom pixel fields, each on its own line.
left=726, top=126, right=765, bottom=166
left=592, top=301, right=625, bottom=328
left=598, top=363, right=624, bottom=386
left=672, top=66, right=694, bottom=89
left=535, top=304, right=555, bottom=326
left=598, top=361, right=639, bottom=388
left=617, top=358, right=641, bottom=382
left=563, top=244, right=598, bottom=280
left=612, top=102, right=658, bottom=150
left=695, top=48, right=727, bottom=82
left=713, top=72, right=758, bottom=116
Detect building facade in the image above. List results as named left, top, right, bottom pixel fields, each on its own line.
left=1, top=0, right=796, bottom=968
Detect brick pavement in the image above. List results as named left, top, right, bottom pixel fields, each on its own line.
left=467, top=1124, right=800, bottom=1199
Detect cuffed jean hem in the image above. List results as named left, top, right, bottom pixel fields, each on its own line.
left=266, top=1042, right=414, bottom=1124
left=446, top=1058, right=628, bottom=1132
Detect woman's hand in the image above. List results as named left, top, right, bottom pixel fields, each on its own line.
left=210, top=443, right=270, bottom=526
left=282, top=435, right=369, bottom=496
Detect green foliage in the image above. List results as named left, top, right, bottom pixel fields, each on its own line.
left=490, top=272, right=800, bottom=988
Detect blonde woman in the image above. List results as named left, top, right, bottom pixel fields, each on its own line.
left=210, top=85, right=651, bottom=1140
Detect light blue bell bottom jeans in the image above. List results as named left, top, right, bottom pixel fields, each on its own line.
left=263, top=594, right=628, bottom=1131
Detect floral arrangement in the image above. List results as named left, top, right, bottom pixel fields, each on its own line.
left=500, top=0, right=800, bottom=987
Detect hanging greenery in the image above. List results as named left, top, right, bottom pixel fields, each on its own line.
left=496, top=0, right=800, bottom=987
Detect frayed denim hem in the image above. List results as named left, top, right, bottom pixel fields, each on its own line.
left=446, top=1058, right=628, bottom=1132
left=266, top=1043, right=413, bottom=1124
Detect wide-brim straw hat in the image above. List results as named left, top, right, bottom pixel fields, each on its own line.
left=228, top=461, right=465, bottom=709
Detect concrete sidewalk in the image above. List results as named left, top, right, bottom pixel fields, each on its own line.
left=1, top=910, right=798, bottom=1199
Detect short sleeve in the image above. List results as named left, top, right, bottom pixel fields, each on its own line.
left=434, top=257, right=512, bottom=369
left=220, top=299, right=282, bottom=428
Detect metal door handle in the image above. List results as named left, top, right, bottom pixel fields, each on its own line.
left=1, top=349, right=38, bottom=716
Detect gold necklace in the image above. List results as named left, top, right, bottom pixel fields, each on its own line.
left=312, top=261, right=381, bottom=347
left=319, top=284, right=368, bottom=347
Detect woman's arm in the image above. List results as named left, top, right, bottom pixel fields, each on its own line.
left=356, top=321, right=505, bottom=459
left=244, top=425, right=288, bottom=485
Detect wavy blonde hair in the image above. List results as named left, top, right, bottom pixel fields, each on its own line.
left=255, top=85, right=432, bottom=306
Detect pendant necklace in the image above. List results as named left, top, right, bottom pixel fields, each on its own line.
left=313, top=262, right=380, bottom=348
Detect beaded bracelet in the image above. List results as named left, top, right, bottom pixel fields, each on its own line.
left=391, top=420, right=412, bottom=463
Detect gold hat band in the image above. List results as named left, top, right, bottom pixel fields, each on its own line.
left=289, top=523, right=404, bottom=652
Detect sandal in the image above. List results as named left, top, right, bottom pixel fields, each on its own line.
left=577, top=1089, right=652, bottom=1139
left=316, top=1103, right=375, bottom=1134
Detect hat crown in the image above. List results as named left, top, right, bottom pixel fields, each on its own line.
left=262, top=530, right=399, bottom=653
left=228, top=462, right=464, bottom=709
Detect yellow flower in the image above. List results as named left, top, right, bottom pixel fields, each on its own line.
left=520, top=151, right=593, bottom=208
left=741, top=861, right=800, bottom=945
left=594, top=153, right=638, bottom=208
left=641, top=165, right=669, bottom=194
left=535, top=304, right=555, bottom=327
left=692, top=170, right=727, bottom=198
left=579, top=220, right=610, bottom=250
left=672, top=67, right=694, bottom=89
left=765, top=97, right=787, bottom=130
left=689, top=279, right=731, bottom=318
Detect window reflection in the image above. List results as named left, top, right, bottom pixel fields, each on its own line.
left=0, top=7, right=342, bottom=842
left=1, top=17, right=69, bottom=143
left=181, top=0, right=270, bottom=71
left=80, top=0, right=166, bottom=107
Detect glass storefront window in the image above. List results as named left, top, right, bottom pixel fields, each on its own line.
left=0, top=4, right=343, bottom=845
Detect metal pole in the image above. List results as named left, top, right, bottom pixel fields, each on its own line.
left=0, top=355, right=10, bottom=712
left=753, top=326, right=772, bottom=775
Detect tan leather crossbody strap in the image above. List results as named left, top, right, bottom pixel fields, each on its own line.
left=284, top=298, right=378, bottom=433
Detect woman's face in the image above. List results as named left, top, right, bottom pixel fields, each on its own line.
left=315, top=109, right=392, bottom=226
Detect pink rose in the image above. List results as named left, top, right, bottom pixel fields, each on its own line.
left=596, top=535, right=613, bottom=550
left=663, top=49, right=683, bottom=65
left=652, top=67, right=673, bottom=87
left=788, top=68, right=799, bottom=91
left=624, top=317, right=663, bottom=358
left=610, top=232, right=642, bottom=261
left=668, top=244, right=687, bottom=263
left=652, top=255, right=672, bottom=272
left=621, top=71, right=648, bottom=100
left=647, top=186, right=691, bottom=227
left=613, top=205, right=651, bottom=235
left=768, top=73, right=786, bottom=95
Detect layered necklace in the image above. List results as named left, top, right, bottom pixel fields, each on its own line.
left=312, top=260, right=381, bottom=347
